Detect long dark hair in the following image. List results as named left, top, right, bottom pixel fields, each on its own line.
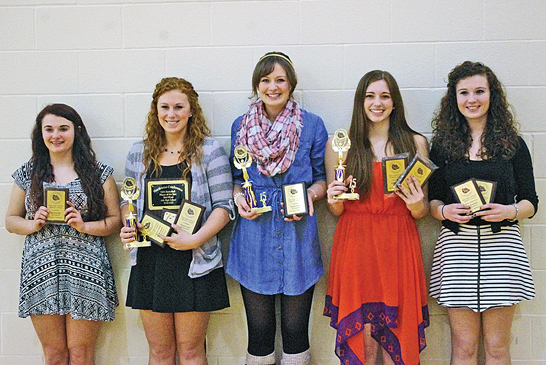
left=431, top=61, right=518, bottom=161
left=29, top=104, right=106, bottom=221
left=142, top=77, right=210, bottom=179
left=346, top=70, right=421, bottom=199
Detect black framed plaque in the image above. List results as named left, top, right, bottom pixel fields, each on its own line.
left=168, top=200, right=205, bottom=235
left=145, top=178, right=189, bottom=212
left=475, top=179, right=497, bottom=204
left=394, top=154, right=434, bottom=192
left=44, top=187, right=69, bottom=224
left=282, top=182, right=309, bottom=218
left=451, top=178, right=486, bottom=214
left=140, top=212, right=171, bottom=247
left=382, top=155, right=408, bottom=193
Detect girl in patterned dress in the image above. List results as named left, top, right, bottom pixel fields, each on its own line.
left=5, top=104, right=121, bottom=364
left=428, top=61, right=538, bottom=364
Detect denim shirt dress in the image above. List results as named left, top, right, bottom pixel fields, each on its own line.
left=226, top=109, right=328, bottom=295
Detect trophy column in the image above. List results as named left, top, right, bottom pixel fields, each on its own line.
left=233, top=146, right=271, bottom=213
left=121, top=177, right=151, bottom=248
left=332, top=128, right=359, bottom=200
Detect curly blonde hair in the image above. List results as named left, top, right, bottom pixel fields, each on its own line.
left=142, top=77, right=211, bottom=178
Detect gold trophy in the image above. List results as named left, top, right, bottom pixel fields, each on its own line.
left=233, top=146, right=271, bottom=213
left=121, top=177, right=151, bottom=248
left=332, top=128, right=359, bottom=200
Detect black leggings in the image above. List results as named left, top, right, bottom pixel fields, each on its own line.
left=240, top=285, right=315, bottom=356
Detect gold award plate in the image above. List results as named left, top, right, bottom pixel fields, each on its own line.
left=44, top=187, right=69, bottom=224
left=451, top=178, right=486, bottom=214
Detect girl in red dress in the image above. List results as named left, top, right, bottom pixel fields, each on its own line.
left=324, top=70, right=429, bottom=365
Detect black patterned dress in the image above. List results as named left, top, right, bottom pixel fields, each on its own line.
left=13, top=161, right=118, bottom=321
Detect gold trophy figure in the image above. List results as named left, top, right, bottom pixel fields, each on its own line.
left=140, top=222, right=151, bottom=243
left=121, top=177, right=151, bottom=248
left=233, top=146, right=271, bottom=213
left=332, top=128, right=359, bottom=200
left=345, top=178, right=360, bottom=200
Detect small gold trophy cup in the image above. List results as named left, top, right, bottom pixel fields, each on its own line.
left=332, top=128, right=359, bottom=200
left=233, top=146, right=271, bottom=213
left=121, top=177, right=151, bottom=248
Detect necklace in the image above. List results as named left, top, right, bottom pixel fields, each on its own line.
left=164, top=148, right=181, bottom=154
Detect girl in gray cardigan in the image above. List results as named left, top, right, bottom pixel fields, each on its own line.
left=119, top=77, right=234, bottom=364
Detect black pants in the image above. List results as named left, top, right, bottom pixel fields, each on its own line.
left=240, top=284, right=315, bottom=356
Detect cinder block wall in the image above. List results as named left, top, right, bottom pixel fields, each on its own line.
left=1, top=1, right=545, bottom=364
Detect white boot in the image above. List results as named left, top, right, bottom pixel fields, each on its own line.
left=246, top=351, right=276, bottom=365
left=280, top=349, right=311, bottom=365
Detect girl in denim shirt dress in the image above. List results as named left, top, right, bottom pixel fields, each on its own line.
left=227, top=52, right=328, bottom=365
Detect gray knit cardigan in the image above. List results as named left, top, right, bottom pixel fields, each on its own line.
left=121, top=137, right=235, bottom=278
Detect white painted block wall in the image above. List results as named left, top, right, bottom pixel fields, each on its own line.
left=1, top=1, right=545, bottom=363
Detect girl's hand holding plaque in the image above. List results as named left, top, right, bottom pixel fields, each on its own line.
left=392, top=153, right=437, bottom=193
left=451, top=178, right=486, bottom=214
left=32, top=206, right=50, bottom=233
left=160, top=226, right=196, bottom=251
left=450, top=178, right=498, bottom=221
left=64, top=201, right=85, bottom=232
left=473, top=202, right=513, bottom=222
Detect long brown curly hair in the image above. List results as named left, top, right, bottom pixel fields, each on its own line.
left=431, top=61, right=519, bottom=161
left=142, top=77, right=210, bottom=178
left=346, top=70, right=421, bottom=200
left=29, top=104, right=106, bottom=221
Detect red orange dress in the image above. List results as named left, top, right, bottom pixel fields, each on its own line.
left=324, top=162, right=429, bottom=365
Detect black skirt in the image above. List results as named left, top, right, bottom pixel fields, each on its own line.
left=126, top=243, right=230, bottom=312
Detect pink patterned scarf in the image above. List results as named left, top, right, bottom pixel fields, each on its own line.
left=236, top=98, right=303, bottom=176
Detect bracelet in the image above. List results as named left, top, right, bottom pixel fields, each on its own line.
left=308, top=188, right=317, bottom=201
left=441, top=205, right=446, bottom=220
left=510, top=203, right=519, bottom=222
left=233, top=192, right=245, bottom=208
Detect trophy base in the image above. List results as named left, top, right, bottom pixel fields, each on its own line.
left=126, top=240, right=152, bottom=248
left=252, top=206, right=272, bottom=213
left=336, top=193, right=360, bottom=200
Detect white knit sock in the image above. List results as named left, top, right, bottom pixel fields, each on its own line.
left=280, top=349, right=311, bottom=365
left=246, top=351, right=276, bottom=365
